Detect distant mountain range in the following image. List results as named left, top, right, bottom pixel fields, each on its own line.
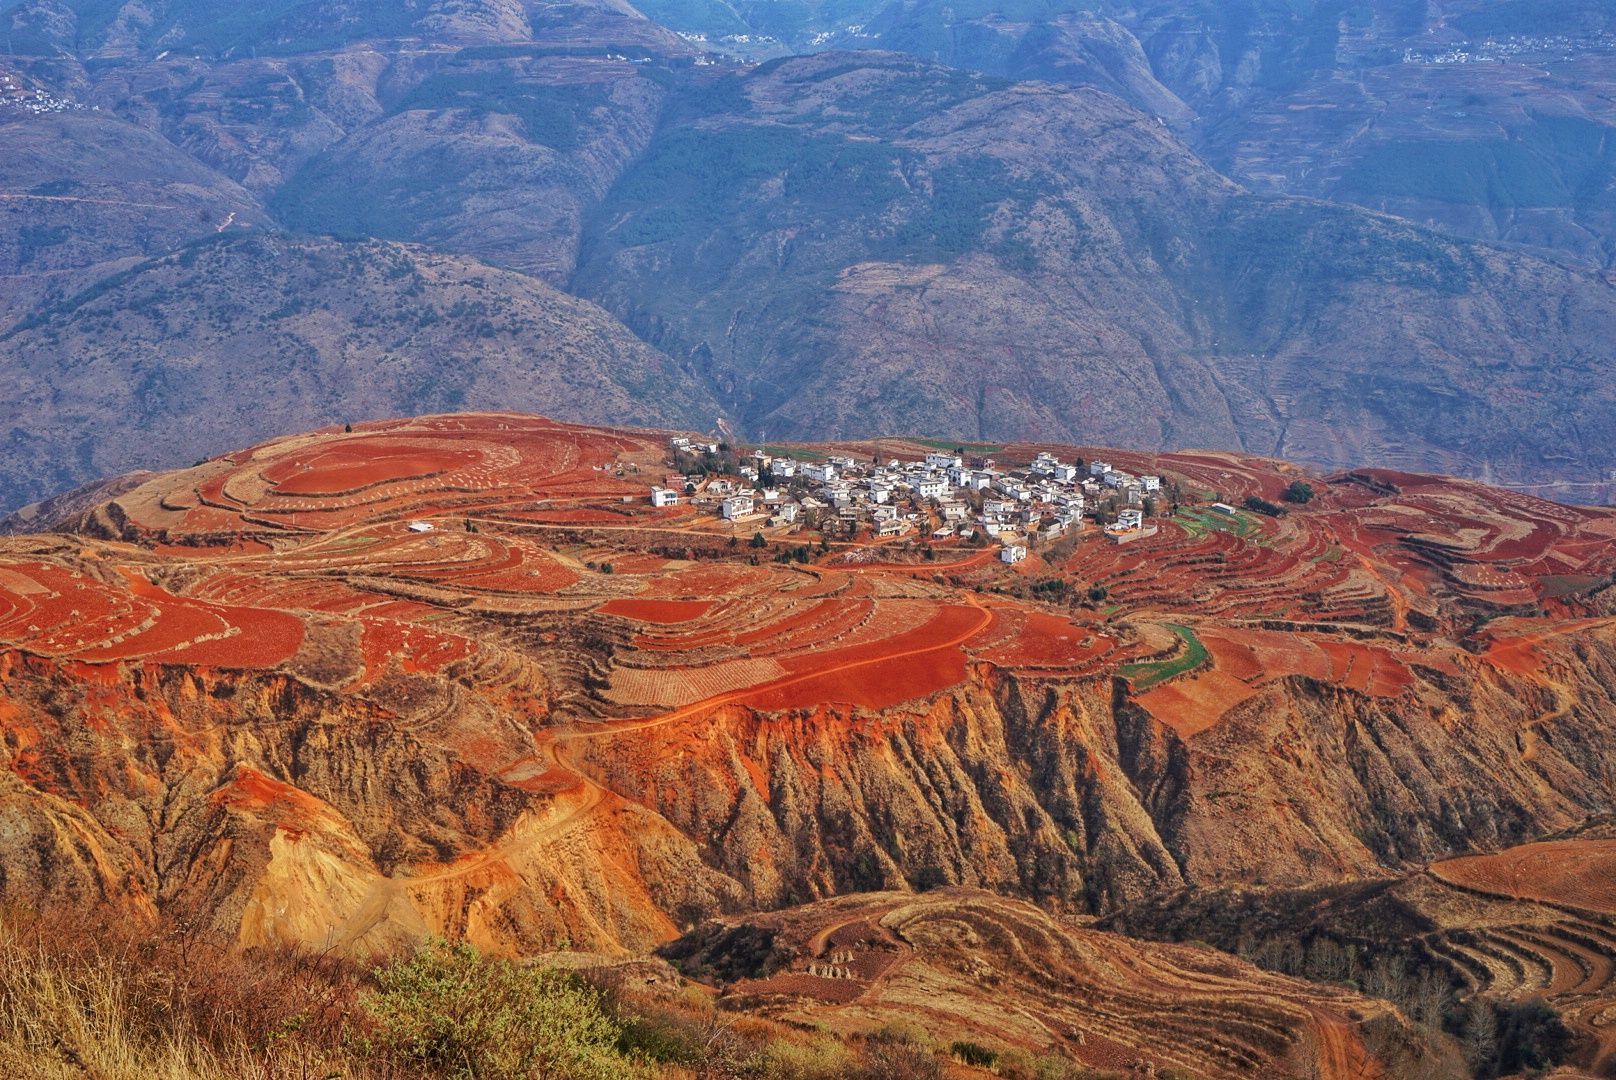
left=3, top=0, right=1616, bottom=509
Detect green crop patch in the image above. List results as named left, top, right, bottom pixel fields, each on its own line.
left=1119, top=624, right=1207, bottom=691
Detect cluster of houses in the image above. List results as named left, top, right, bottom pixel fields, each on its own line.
left=0, top=72, right=93, bottom=114
left=657, top=437, right=1167, bottom=560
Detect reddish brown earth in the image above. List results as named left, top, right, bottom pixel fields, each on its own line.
left=1, top=413, right=1615, bottom=1076
left=1113, top=828, right=1616, bottom=1079
left=668, top=889, right=1461, bottom=1079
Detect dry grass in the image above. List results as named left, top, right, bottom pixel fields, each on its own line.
left=0, top=906, right=379, bottom=1080
left=0, top=908, right=985, bottom=1080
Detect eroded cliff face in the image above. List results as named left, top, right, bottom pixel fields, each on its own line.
left=568, top=628, right=1616, bottom=927
left=7, top=619, right=1616, bottom=957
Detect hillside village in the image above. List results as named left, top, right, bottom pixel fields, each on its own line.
left=656, top=436, right=1171, bottom=562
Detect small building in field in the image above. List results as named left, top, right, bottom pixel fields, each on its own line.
left=650, top=487, right=679, bottom=508
left=1000, top=544, right=1028, bottom=564
left=408, top=521, right=435, bottom=533
left=721, top=494, right=755, bottom=520
left=1211, top=502, right=1237, bottom=516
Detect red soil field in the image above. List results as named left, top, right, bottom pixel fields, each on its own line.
left=1137, top=670, right=1258, bottom=738
left=1432, top=839, right=1616, bottom=914
left=264, top=443, right=483, bottom=496
left=748, top=603, right=991, bottom=710
left=7, top=413, right=1615, bottom=768
left=1317, top=641, right=1415, bottom=698
left=975, top=610, right=1113, bottom=669
left=599, top=598, right=715, bottom=624
left=358, top=618, right=473, bottom=678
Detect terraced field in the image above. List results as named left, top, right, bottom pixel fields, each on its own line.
left=1, top=413, right=1614, bottom=1077
left=669, top=889, right=1446, bottom=1080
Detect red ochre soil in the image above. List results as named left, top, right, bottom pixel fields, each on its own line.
left=598, top=598, right=714, bottom=623
left=6, top=414, right=1616, bottom=999
left=8, top=413, right=1616, bottom=733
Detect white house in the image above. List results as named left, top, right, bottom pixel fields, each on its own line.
left=774, top=460, right=797, bottom=479
left=1142, top=475, right=1162, bottom=492
left=925, top=452, right=962, bottom=470
left=1052, top=463, right=1079, bottom=483
left=1104, top=470, right=1136, bottom=489
left=773, top=503, right=799, bottom=524
left=876, top=519, right=908, bottom=538
left=1000, top=544, right=1028, bottom=564
left=408, top=521, right=435, bottom=533
left=1116, top=508, right=1144, bottom=530
left=913, top=477, right=949, bottom=499
left=721, top=494, right=755, bottom=519
left=650, top=486, right=679, bottom=508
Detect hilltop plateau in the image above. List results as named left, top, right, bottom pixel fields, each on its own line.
left=1, top=412, right=1613, bottom=1075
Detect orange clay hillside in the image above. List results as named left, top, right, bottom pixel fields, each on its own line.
left=0, top=413, right=1614, bottom=1067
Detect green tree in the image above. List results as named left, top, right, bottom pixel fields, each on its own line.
left=1282, top=480, right=1316, bottom=504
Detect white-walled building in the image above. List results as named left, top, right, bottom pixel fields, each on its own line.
left=650, top=486, right=680, bottom=507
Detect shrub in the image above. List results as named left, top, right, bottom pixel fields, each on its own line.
left=851, top=1025, right=941, bottom=1080
left=1282, top=480, right=1316, bottom=504
left=359, top=939, right=644, bottom=1079
left=950, top=1039, right=998, bottom=1066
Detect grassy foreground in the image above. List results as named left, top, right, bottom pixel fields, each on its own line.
left=0, top=909, right=1099, bottom=1079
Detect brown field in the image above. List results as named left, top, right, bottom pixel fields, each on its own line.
left=1432, top=839, right=1616, bottom=914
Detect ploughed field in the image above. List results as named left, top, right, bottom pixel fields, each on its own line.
left=2, top=413, right=1616, bottom=1076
